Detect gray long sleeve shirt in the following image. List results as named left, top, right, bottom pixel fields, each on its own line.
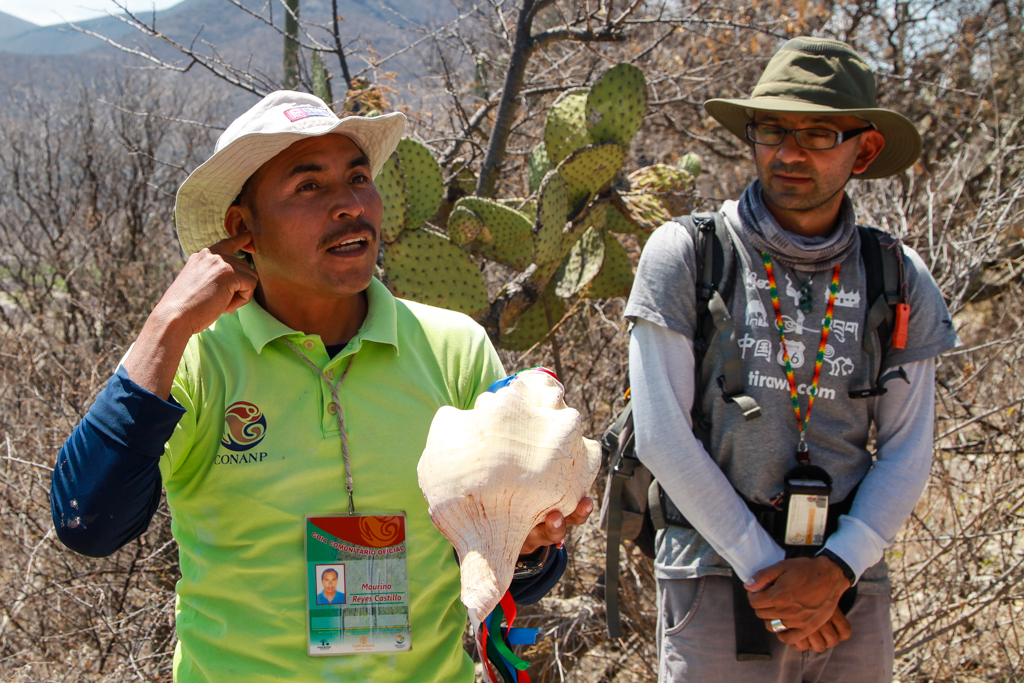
left=624, top=198, right=959, bottom=593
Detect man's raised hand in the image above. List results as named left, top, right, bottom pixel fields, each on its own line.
left=157, top=232, right=259, bottom=336
left=123, top=232, right=258, bottom=399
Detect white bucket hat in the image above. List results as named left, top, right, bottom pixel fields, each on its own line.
left=174, top=90, right=406, bottom=256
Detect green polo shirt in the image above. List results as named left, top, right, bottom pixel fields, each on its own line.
left=158, top=277, right=504, bottom=682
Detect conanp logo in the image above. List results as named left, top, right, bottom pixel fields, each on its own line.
left=221, top=401, right=267, bottom=451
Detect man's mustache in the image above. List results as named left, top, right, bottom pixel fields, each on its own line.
left=768, top=161, right=817, bottom=178
left=316, top=217, right=378, bottom=251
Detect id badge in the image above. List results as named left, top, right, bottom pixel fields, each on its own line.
left=784, top=479, right=830, bottom=546
left=304, top=513, right=411, bottom=656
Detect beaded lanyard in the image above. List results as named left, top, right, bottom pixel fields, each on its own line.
left=761, top=253, right=841, bottom=464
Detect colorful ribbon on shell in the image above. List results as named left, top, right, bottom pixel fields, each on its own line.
left=477, top=590, right=539, bottom=683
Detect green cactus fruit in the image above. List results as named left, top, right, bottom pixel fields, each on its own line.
left=678, top=152, right=702, bottom=179
left=456, top=198, right=534, bottom=271
left=606, top=205, right=637, bottom=235
left=554, top=225, right=606, bottom=298
left=528, top=143, right=550, bottom=194
left=376, top=153, right=407, bottom=243
left=532, top=170, right=569, bottom=264
left=586, top=231, right=634, bottom=299
left=557, top=142, right=625, bottom=211
left=617, top=193, right=672, bottom=234
left=447, top=205, right=483, bottom=245
left=396, top=138, right=443, bottom=230
left=312, top=50, right=333, bottom=106
left=586, top=63, right=647, bottom=147
left=627, top=164, right=696, bottom=216
left=544, top=90, right=592, bottom=165
left=383, top=227, right=489, bottom=315
left=499, top=285, right=565, bottom=351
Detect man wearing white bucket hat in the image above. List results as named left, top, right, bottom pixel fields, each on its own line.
left=51, top=91, right=584, bottom=682
left=625, top=38, right=959, bottom=681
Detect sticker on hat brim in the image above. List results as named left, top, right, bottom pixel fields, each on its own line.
left=285, top=106, right=335, bottom=122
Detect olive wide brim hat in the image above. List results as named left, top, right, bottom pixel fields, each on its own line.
left=704, top=37, right=921, bottom=179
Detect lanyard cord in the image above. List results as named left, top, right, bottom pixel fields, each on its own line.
left=284, top=339, right=357, bottom=513
left=761, top=254, right=841, bottom=463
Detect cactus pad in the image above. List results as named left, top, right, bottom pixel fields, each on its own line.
left=375, top=153, right=407, bottom=243
left=528, top=144, right=550, bottom=194
left=544, top=90, right=592, bottom=165
left=586, top=63, right=647, bottom=147
left=383, top=227, right=489, bottom=315
left=499, top=285, right=565, bottom=351
left=553, top=225, right=606, bottom=298
left=627, top=164, right=696, bottom=216
left=606, top=205, right=637, bottom=235
left=557, top=142, right=625, bottom=211
left=396, top=138, right=443, bottom=230
left=586, top=230, right=634, bottom=299
left=533, top=170, right=569, bottom=264
left=617, top=193, right=672, bottom=234
left=453, top=197, right=533, bottom=270
left=447, top=205, right=484, bottom=245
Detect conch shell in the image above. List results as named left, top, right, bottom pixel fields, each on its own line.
left=417, top=369, right=601, bottom=620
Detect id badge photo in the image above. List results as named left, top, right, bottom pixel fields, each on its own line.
left=304, top=513, right=412, bottom=656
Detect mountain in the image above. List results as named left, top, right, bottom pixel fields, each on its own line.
left=0, top=0, right=444, bottom=58
left=0, top=10, right=38, bottom=42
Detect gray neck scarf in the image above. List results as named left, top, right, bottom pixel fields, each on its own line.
left=738, top=180, right=859, bottom=272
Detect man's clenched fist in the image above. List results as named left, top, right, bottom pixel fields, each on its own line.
left=123, top=232, right=258, bottom=399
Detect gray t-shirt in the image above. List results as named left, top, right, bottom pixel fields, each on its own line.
left=624, top=200, right=959, bottom=591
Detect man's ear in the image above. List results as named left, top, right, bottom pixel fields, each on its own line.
left=224, top=205, right=256, bottom=254
left=851, top=129, right=886, bottom=176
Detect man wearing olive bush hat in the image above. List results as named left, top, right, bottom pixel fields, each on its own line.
left=626, top=37, right=958, bottom=680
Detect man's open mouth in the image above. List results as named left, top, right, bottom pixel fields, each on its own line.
left=326, top=235, right=371, bottom=254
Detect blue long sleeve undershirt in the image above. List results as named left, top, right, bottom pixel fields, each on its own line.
left=51, top=366, right=565, bottom=603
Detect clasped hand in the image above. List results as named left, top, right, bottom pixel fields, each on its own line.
left=745, top=555, right=852, bottom=653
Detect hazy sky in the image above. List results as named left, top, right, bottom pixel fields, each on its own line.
left=0, top=0, right=184, bottom=25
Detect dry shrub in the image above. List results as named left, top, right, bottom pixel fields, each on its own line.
left=1, top=0, right=1023, bottom=681
left=0, top=73, right=224, bottom=682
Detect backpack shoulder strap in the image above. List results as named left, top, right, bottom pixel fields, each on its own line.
left=679, top=212, right=760, bottom=423
left=850, top=226, right=910, bottom=399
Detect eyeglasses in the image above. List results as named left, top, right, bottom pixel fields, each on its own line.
left=745, top=122, right=875, bottom=151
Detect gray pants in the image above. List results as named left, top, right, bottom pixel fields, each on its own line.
left=657, top=576, right=894, bottom=683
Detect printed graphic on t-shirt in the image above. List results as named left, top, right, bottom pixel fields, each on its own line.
left=736, top=262, right=863, bottom=400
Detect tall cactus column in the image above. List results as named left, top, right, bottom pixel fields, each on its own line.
left=283, top=0, right=300, bottom=90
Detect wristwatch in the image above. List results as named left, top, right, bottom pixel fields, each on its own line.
left=513, top=545, right=552, bottom=578
left=819, top=548, right=856, bottom=585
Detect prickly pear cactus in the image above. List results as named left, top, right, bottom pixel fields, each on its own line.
left=396, top=139, right=444, bottom=230
left=544, top=90, right=591, bottom=165
left=453, top=197, right=534, bottom=271
left=586, top=231, right=633, bottom=299
left=384, top=227, right=489, bottom=315
left=586, top=63, right=646, bottom=147
left=528, top=144, right=550, bottom=195
left=375, top=62, right=704, bottom=352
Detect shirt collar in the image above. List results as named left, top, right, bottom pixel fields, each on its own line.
left=237, top=277, right=399, bottom=354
